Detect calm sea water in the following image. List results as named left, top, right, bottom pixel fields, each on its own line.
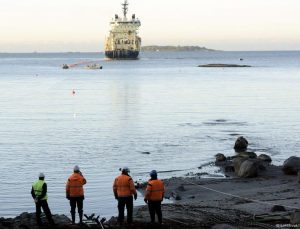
left=0, top=51, right=300, bottom=217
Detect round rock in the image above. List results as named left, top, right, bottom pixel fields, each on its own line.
left=215, top=153, right=226, bottom=162
left=233, top=157, right=247, bottom=174
left=234, top=136, right=248, bottom=152
left=282, top=156, right=300, bottom=175
left=237, top=151, right=257, bottom=159
left=257, top=154, right=272, bottom=163
left=238, top=159, right=258, bottom=178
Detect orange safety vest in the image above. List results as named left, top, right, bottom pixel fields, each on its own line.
left=66, top=173, right=86, bottom=197
left=145, top=179, right=165, bottom=201
left=113, top=174, right=137, bottom=197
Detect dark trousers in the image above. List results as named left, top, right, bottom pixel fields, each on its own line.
left=35, top=200, right=54, bottom=225
left=148, top=201, right=162, bottom=223
left=118, top=196, right=133, bottom=224
left=70, top=197, right=84, bottom=223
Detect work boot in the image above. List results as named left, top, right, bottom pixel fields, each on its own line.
left=71, top=212, right=76, bottom=224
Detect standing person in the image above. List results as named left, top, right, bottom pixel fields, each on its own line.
left=113, top=167, right=137, bottom=226
left=31, top=173, right=55, bottom=226
left=66, top=165, right=86, bottom=224
left=144, top=170, right=165, bottom=224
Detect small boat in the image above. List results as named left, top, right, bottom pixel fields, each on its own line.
left=62, top=64, right=69, bottom=69
left=85, top=64, right=103, bottom=69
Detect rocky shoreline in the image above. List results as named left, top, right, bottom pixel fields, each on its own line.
left=198, top=64, right=251, bottom=68
left=1, top=137, right=300, bottom=229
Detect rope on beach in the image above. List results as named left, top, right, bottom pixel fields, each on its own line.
left=163, top=216, right=189, bottom=225
left=197, top=208, right=277, bottom=229
left=183, top=179, right=300, bottom=210
left=164, top=205, right=277, bottom=229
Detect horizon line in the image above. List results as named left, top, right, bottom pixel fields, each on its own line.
left=1, top=50, right=300, bottom=54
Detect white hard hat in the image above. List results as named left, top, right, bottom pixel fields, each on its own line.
left=39, top=172, right=45, bottom=178
left=73, top=165, right=80, bottom=172
left=122, top=167, right=130, bottom=173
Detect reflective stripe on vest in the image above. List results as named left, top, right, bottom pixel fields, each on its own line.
left=32, top=180, right=48, bottom=200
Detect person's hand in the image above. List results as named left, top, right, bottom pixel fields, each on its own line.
left=34, top=198, right=38, bottom=203
left=66, top=195, right=70, bottom=200
left=114, top=194, right=118, bottom=200
left=144, top=198, right=148, bottom=204
left=134, top=193, right=137, bottom=200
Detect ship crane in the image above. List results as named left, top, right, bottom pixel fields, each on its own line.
left=122, top=0, right=128, bottom=18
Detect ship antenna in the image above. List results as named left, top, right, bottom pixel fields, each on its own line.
left=122, top=0, right=128, bottom=18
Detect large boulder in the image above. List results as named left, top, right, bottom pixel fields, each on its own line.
left=271, top=205, right=286, bottom=212
left=6, top=212, right=71, bottom=229
left=282, top=156, right=300, bottom=175
left=257, top=154, right=272, bottom=163
left=234, top=136, right=248, bottom=152
left=238, top=159, right=259, bottom=178
left=290, top=210, right=300, bottom=224
left=233, top=157, right=247, bottom=174
left=237, top=151, right=257, bottom=159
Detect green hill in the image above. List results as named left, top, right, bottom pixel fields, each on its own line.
left=141, top=45, right=215, bottom=52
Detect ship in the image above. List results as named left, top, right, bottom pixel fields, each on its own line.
left=104, top=0, right=141, bottom=59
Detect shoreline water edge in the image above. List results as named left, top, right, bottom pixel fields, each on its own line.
left=1, top=138, right=300, bottom=229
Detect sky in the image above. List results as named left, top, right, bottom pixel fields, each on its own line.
left=0, top=0, right=300, bottom=52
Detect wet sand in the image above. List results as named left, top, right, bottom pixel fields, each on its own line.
left=131, top=164, right=300, bottom=228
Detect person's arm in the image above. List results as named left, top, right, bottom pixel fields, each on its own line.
left=144, top=182, right=152, bottom=203
left=81, top=176, right=87, bottom=185
left=162, top=181, right=165, bottom=200
left=129, top=178, right=137, bottom=200
left=79, top=172, right=87, bottom=185
left=129, top=178, right=136, bottom=195
left=113, top=178, right=118, bottom=199
left=31, top=186, right=36, bottom=199
left=66, top=179, right=70, bottom=199
left=37, top=183, right=47, bottom=200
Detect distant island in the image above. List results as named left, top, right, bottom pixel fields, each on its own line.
left=141, top=45, right=216, bottom=52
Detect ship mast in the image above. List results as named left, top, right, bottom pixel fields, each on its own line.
left=122, top=0, right=128, bottom=18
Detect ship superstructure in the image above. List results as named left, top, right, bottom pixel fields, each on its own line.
left=104, top=0, right=141, bottom=59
